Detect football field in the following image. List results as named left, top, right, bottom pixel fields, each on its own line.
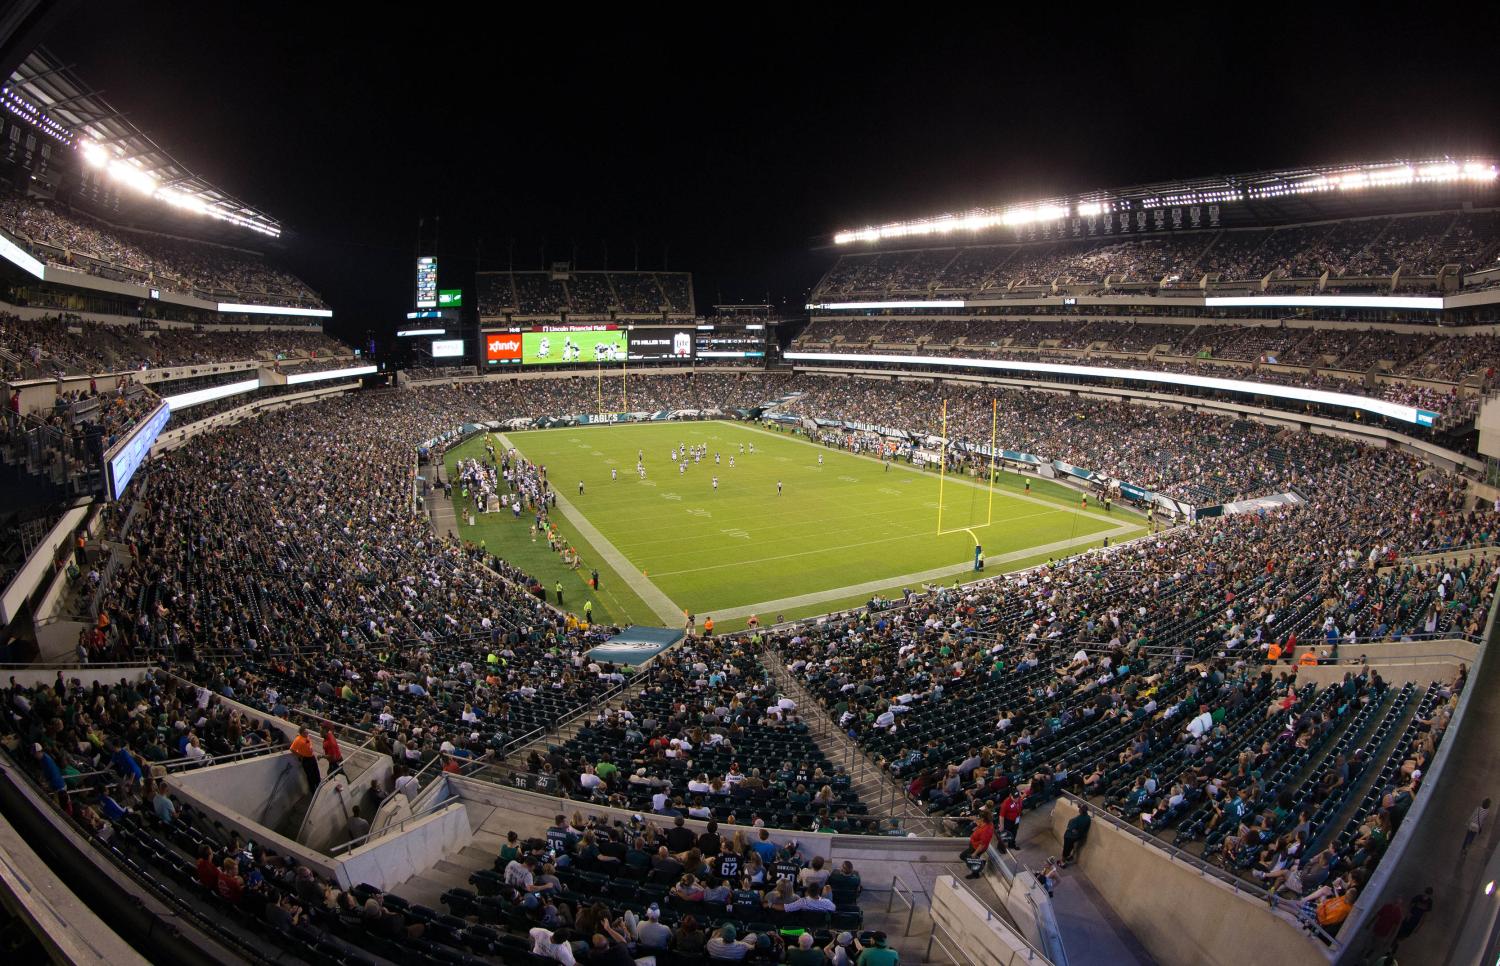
left=444, top=420, right=1147, bottom=630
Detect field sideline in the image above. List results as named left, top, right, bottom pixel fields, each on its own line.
left=445, top=420, right=1147, bottom=629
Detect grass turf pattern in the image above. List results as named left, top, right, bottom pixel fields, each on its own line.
left=447, top=421, right=1146, bottom=628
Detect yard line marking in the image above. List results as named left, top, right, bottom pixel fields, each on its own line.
left=496, top=432, right=681, bottom=624
left=641, top=506, right=1077, bottom=571
left=709, top=523, right=1144, bottom=621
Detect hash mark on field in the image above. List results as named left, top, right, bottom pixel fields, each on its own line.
left=838, top=475, right=858, bottom=483
left=604, top=459, right=618, bottom=465
left=639, top=480, right=657, bottom=488
left=721, top=528, right=750, bottom=540
left=775, top=456, right=789, bottom=462
left=662, top=493, right=682, bottom=501
left=923, top=501, right=940, bottom=509
left=879, top=487, right=901, bottom=496
left=687, top=508, right=711, bottom=518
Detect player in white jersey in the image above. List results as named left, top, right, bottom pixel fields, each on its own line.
left=712, top=476, right=719, bottom=491
left=729, top=456, right=735, bottom=467
left=777, top=480, right=782, bottom=495
left=611, top=468, right=617, bottom=481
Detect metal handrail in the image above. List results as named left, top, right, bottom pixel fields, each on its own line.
left=327, top=793, right=461, bottom=856
left=156, top=743, right=283, bottom=772
left=886, top=873, right=917, bottom=937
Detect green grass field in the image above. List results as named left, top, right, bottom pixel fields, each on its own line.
left=444, top=421, right=1147, bottom=631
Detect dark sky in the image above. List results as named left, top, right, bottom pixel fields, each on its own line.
left=42, top=7, right=1500, bottom=345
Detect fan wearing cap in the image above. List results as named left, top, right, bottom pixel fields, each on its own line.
left=705, top=923, right=756, bottom=960
left=634, top=903, right=672, bottom=950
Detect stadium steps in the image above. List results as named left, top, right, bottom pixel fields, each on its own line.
left=1318, top=687, right=1424, bottom=845
left=483, top=670, right=660, bottom=781
left=758, top=649, right=943, bottom=836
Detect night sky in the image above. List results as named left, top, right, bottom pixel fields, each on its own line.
left=43, top=7, right=1500, bottom=346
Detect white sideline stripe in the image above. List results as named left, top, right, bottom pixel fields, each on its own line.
left=496, top=433, right=682, bottom=625
left=707, top=523, right=1142, bottom=622
left=646, top=507, right=1073, bottom=576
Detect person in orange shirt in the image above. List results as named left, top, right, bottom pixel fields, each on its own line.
left=290, top=727, right=319, bottom=790
left=1266, top=642, right=1283, bottom=662
left=703, top=616, right=715, bottom=637
left=1299, top=651, right=1318, bottom=668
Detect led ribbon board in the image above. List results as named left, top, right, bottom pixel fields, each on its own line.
left=783, top=350, right=1438, bottom=425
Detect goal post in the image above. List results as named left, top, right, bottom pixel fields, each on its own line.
left=935, top=397, right=999, bottom=537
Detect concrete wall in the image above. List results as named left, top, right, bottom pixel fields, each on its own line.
left=337, top=802, right=471, bottom=892
left=299, top=754, right=394, bottom=852
left=173, top=750, right=311, bottom=833
left=368, top=786, right=414, bottom=841
left=1050, top=799, right=1327, bottom=966
left=444, top=774, right=964, bottom=890
left=929, top=874, right=1052, bottom=966
left=166, top=754, right=342, bottom=887
left=0, top=505, right=88, bottom=626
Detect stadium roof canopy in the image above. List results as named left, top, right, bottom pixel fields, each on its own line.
left=4, top=47, right=283, bottom=239
left=832, top=157, right=1500, bottom=247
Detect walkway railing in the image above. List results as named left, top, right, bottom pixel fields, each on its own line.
left=886, top=873, right=917, bottom=937
left=1056, top=792, right=1339, bottom=950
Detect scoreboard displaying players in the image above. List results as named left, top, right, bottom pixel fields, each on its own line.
left=522, top=328, right=628, bottom=365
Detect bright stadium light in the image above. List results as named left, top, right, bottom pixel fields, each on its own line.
left=837, top=158, right=1499, bottom=245
left=108, top=159, right=157, bottom=195
left=80, top=139, right=108, bottom=169
left=155, top=187, right=208, bottom=214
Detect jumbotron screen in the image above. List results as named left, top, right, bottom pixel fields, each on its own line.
left=627, top=330, right=694, bottom=361
left=522, top=329, right=628, bottom=365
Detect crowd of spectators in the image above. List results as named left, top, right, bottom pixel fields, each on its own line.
left=772, top=377, right=1364, bottom=504
left=791, top=317, right=1496, bottom=423
left=513, top=636, right=873, bottom=833
left=0, top=191, right=325, bottom=307
left=815, top=210, right=1500, bottom=301
left=767, top=433, right=1493, bottom=903
left=476, top=272, right=695, bottom=316
left=0, top=313, right=350, bottom=379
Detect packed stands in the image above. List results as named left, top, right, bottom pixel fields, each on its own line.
left=0, top=191, right=325, bottom=308
left=0, top=313, right=349, bottom=379
left=789, top=317, right=1495, bottom=427
left=10, top=664, right=873, bottom=966
left=510, top=636, right=871, bottom=832
left=476, top=271, right=695, bottom=317
left=813, top=210, right=1500, bottom=300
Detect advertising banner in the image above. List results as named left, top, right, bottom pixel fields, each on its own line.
left=483, top=332, right=523, bottom=365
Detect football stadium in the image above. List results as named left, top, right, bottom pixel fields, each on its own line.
left=0, top=7, right=1498, bottom=966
